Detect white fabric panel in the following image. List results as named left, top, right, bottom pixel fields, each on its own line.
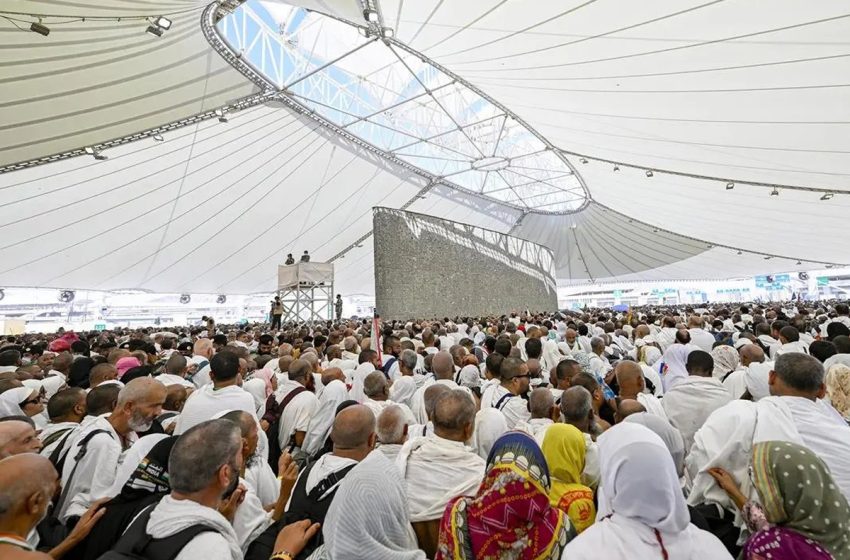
left=0, top=104, right=426, bottom=294
left=0, top=0, right=259, bottom=167
left=385, top=0, right=850, bottom=189
left=278, top=263, right=334, bottom=288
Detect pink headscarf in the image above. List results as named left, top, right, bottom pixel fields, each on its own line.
left=251, top=368, right=275, bottom=398
left=115, top=357, right=141, bottom=379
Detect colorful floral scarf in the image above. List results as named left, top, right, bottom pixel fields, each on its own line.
left=435, top=431, right=574, bottom=560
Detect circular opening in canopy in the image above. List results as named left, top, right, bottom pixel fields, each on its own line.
left=214, top=1, right=588, bottom=213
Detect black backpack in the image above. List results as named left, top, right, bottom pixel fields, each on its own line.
left=97, top=504, right=215, bottom=560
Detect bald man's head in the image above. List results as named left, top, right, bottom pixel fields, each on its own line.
left=423, top=383, right=451, bottom=421
left=89, top=363, right=118, bottom=387
left=376, top=405, right=407, bottom=445
left=0, top=420, right=42, bottom=458
left=616, top=399, right=646, bottom=422
left=164, top=385, right=188, bottom=412
left=432, top=390, right=475, bottom=442
left=321, top=367, right=345, bottom=386
left=0, top=454, right=58, bottom=528
left=330, top=405, right=376, bottom=459
left=614, top=361, right=645, bottom=398
left=432, top=351, right=455, bottom=380
left=740, top=344, right=765, bottom=367
left=529, top=387, right=556, bottom=420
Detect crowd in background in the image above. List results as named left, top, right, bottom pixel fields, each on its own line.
left=2, top=300, right=850, bottom=559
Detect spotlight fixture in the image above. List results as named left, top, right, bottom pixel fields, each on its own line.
left=215, top=108, right=228, bottom=123
left=725, top=182, right=734, bottom=190
left=613, top=164, right=620, bottom=172
left=579, top=158, right=588, bottom=164
left=152, top=133, right=164, bottom=142
left=0, top=288, right=5, bottom=301
left=84, top=146, right=107, bottom=160
left=764, top=256, right=772, bottom=260
left=363, top=8, right=379, bottom=23
left=152, top=16, right=172, bottom=30
left=736, top=250, right=742, bottom=255
left=821, top=192, right=834, bottom=201
left=770, top=187, right=779, bottom=196
left=30, top=21, right=50, bottom=36
left=381, top=27, right=394, bottom=38
left=146, top=15, right=172, bottom=37
left=179, top=294, right=191, bottom=304
left=796, top=261, right=802, bottom=266
left=645, top=170, right=654, bottom=177
left=652, top=228, right=658, bottom=233
left=826, top=264, right=833, bottom=269
left=216, top=294, right=227, bottom=304
left=58, top=290, right=75, bottom=303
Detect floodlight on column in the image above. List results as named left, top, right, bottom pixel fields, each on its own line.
left=821, top=192, right=834, bottom=201
left=363, top=9, right=378, bottom=23
left=146, top=25, right=164, bottom=37
left=725, top=182, right=734, bottom=190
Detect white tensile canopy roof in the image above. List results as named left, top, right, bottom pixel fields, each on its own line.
left=1, top=0, right=848, bottom=297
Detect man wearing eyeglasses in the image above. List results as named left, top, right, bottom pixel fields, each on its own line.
left=489, top=357, right=531, bottom=429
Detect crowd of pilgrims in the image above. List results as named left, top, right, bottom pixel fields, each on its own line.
left=2, top=302, right=850, bottom=559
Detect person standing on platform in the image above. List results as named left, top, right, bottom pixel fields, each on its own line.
left=271, top=297, right=284, bottom=330
left=300, top=251, right=310, bottom=263
left=335, top=295, right=343, bottom=322
left=285, top=253, right=295, bottom=265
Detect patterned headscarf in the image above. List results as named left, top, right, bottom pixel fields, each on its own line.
left=826, top=364, right=850, bottom=420
left=710, top=345, right=740, bottom=380
left=570, top=352, right=593, bottom=375
left=435, top=431, right=574, bottom=560
left=751, top=441, right=850, bottom=560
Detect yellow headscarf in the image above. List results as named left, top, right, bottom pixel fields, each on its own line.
left=542, top=424, right=596, bottom=533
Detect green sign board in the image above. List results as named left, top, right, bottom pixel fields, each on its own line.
left=94, top=323, right=106, bottom=331
left=817, top=276, right=829, bottom=286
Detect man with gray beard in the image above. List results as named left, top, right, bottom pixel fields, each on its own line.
left=58, top=377, right=166, bottom=524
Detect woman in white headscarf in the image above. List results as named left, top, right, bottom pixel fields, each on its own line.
left=638, top=345, right=664, bottom=396
left=312, top=450, right=425, bottom=560
left=349, top=362, right=375, bottom=403
left=562, top=423, right=732, bottom=560
left=242, top=379, right=268, bottom=414
left=623, top=412, right=685, bottom=477
left=389, top=376, right=417, bottom=410
left=0, top=386, right=44, bottom=420
left=301, top=379, right=349, bottom=457
left=659, top=344, right=693, bottom=391
left=470, top=408, right=508, bottom=460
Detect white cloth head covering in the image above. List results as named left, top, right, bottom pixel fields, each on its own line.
left=623, top=412, right=686, bottom=477
left=660, top=344, right=693, bottom=391
left=642, top=346, right=662, bottom=367
left=596, top=422, right=689, bottom=534
left=471, top=408, right=508, bottom=460
left=242, top=379, right=267, bottom=411
left=389, top=376, right=416, bottom=409
left=301, top=379, right=349, bottom=456
left=710, top=346, right=740, bottom=380
left=0, top=387, right=34, bottom=418
left=323, top=451, right=426, bottom=560
left=457, top=365, right=481, bottom=390
left=744, top=361, right=773, bottom=400
left=41, top=376, right=67, bottom=400
left=349, top=362, right=375, bottom=403
left=733, top=337, right=753, bottom=350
